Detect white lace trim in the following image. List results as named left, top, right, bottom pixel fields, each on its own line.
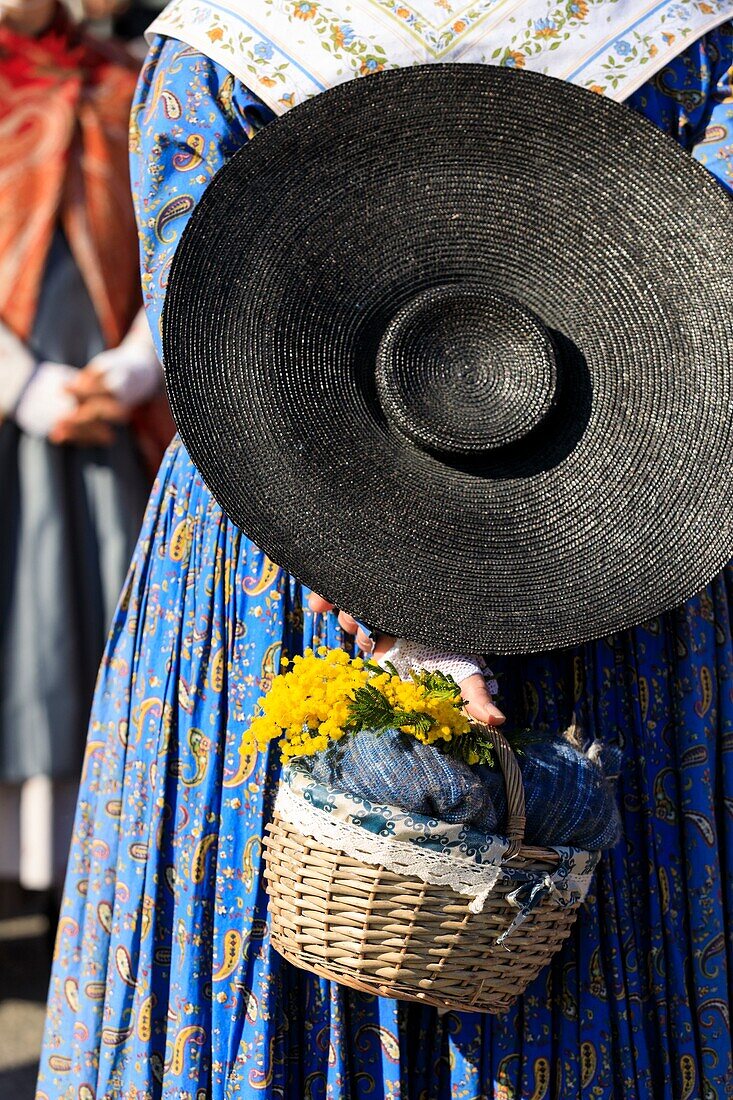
left=274, top=783, right=508, bottom=913
left=379, top=639, right=499, bottom=696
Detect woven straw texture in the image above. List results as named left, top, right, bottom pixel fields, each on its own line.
left=164, top=65, right=733, bottom=655
left=263, top=728, right=591, bottom=1014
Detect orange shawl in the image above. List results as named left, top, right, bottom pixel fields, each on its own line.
left=0, top=4, right=140, bottom=347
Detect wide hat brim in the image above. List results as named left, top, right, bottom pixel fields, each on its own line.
left=164, top=65, right=733, bottom=655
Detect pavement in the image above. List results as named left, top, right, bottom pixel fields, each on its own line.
left=0, top=885, right=54, bottom=1100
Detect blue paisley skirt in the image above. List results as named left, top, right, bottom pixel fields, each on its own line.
left=37, top=437, right=733, bottom=1099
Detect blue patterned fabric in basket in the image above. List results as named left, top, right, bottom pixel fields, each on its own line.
left=305, top=728, right=620, bottom=849
left=278, top=761, right=599, bottom=923
left=306, top=727, right=499, bottom=830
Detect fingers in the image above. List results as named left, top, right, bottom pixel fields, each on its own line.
left=305, top=597, right=365, bottom=644
left=306, top=594, right=359, bottom=636
left=306, top=594, right=395, bottom=656
left=67, top=395, right=129, bottom=426
left=371, top=633, right=396, bottom=659
left=460, top=672, right=506, bottom=727
left=307, top=593, right=334, bottom=614
left=50, top=418, right=115, bottom=447
left=49, top=395, right=130, bottom=445
left=355, top=626, right=376, bottom=654
left=337, top=610, right=359, bottom=634
left=336, top=611, right=396, bottom=656
left=338, top=610, right=376, bottom=654
left=65, top=366, right=111, bottom=401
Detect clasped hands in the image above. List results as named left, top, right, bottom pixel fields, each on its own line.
left=53, top=359, right=130, bottom=447
left=17, top=354, right=138, bottom=447
left=13, top=311, right=161, bottom=446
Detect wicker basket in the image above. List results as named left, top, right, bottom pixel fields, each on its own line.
left=263, top=727, right=593, bottom=1014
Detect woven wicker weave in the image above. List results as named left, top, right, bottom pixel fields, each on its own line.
left=263, top=728, right=591, bottom=1014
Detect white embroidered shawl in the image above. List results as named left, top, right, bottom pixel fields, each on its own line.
left=147, top=0, right=731, bottom=112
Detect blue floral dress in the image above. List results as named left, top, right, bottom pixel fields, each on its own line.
left=37, top=25, right=733, bottom=1100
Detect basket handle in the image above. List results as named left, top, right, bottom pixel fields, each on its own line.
left=475, top=723, right=526, bottom=857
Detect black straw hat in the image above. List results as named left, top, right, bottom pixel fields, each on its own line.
left=164, top=65, right=733, bottom=655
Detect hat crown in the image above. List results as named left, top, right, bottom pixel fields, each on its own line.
left=375, top=285, right=557, bottom=456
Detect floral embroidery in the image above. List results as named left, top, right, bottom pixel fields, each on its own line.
left=293, top=1, right=317, bottom=20
left=148, top=0, right=732, bottom=112
left=534, top=17, right=560, bottom=38
left=504, top=49, right=526, bottom=68
left=568, top=0, right=589, bottom=17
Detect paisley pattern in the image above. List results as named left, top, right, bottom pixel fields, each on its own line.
left=37, top=25, right=733, bottom=1100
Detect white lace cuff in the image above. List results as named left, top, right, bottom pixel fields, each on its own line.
left=378, top=638, right=499, bottom=695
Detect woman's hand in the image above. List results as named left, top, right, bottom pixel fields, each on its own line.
left=49, top=367, right=129, bottom=446
left=307, top=593, right=506, bottom=726
left=14, top=360, right=128, bottom=446
left=308, top=594, right=395, bottom=658
left=75, top=332, right=163, bottom=411
left=63, top=361, right=116, bottom=401
left=50, top=319, right=163, bottom=446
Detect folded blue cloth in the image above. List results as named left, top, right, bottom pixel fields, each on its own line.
left=306, top=729, right=499, bottom=832
left=477, top=739, right=621, bottom=850
left=304, top=729, right=620, bottom=850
